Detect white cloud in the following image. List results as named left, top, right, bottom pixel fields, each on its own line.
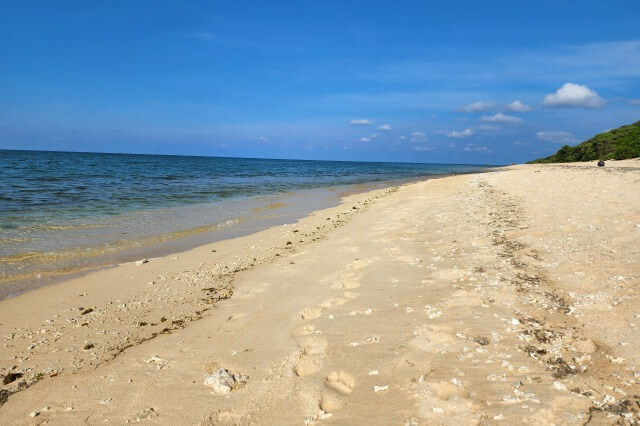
left=415, top=146, right=435, bottom=152
left=360, top=137, right=371, bottom=142
left=458, top=101, right=495, bottom=112
left=542, top=83, right=605, bottom=108
left=513, top=140, right=531, bottom=146
left=507, top=100, right=532, bottom=112
left=378, top=124, right=392, bottom=131
left=476, top=124, right=499, bottom=131
left=411, top=131, right=427, bottom=142
left=463, top=144, right=491, bottom=152
left=536, top=131, right=579, bottom=144
left=481, top=113, right=523, bottom=124
left=446, top=128, right=474, bottom=138
left=350, top=119, right=372, bottom=125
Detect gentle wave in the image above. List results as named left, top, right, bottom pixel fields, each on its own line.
left=252, top=203, right=288, bottom=213
left=0, top=217, right=243, bottom=282
left=0, top=150, right=494, bottom=288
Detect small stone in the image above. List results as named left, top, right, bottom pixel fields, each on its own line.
left=204, top=368, right=248, bottom=395
left=552, top=381, right=567, bottom=391
left=374, top=385, right=389, bottom=392
left=135, top=259, right=149, bottom=266
left=474, top=336, right=490, bottom=346
left=318, top=411, right=332, bottom=420
left=30, top=412, right=39, bottom=418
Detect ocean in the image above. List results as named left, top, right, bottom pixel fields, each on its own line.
left=0, top=149, right=493, bottom=297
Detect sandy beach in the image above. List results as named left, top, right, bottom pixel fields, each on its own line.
left=1, top=161, right=639, bottom=424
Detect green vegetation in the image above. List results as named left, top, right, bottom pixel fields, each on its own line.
left=529, top=120, right=640, bottom=163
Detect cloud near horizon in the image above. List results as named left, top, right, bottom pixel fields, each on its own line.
left=536, top=131, right=580, bottom=144
left=350, top=119, right=372, bottom=125
left=507, top=101, right=532, bottom=112
left=457, top=101, right=495, bottom=113
left=378, top=124, right=392, bottom=130
left=542, top=83, right=605, bottom=108
left=463, top=144, right=490, bottom=153
left=481, top=113, right=523, bottom=124
left=446, top=129, right=474, bottom=138
left=411, top=131, right=426, bottom=142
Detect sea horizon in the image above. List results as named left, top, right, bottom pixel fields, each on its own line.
left=0, top=148, right=501, bottom=167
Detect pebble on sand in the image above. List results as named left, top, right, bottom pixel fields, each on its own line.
left=204, top=368, right=248, bottom=395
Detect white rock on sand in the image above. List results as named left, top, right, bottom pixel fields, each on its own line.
left=203, top=368, right=248, bottom=395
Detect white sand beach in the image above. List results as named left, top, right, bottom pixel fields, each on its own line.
left=1, top=161, right=639, bottom=424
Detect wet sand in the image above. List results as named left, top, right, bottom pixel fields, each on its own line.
left=1, top=160, right=639, bottom=424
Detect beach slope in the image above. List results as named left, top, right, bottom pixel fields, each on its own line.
left=1, top=161, right=639, bottom=424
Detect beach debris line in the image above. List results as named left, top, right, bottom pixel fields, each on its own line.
left=2, top=372, right=23, bottom=385
left=204, top=368, right=248, bottom=394
left=0, top=389, right=9, bottom=407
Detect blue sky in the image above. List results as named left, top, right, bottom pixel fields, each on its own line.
left=1, top=1, right=639, bottom=164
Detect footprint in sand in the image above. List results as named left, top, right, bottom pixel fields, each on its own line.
left=326, top=371, right=355, bottom=394
left=293, top=336, right=328, bottom=377
left=294, top=325, right=317, bottom=336
left=319, top=292, right=359, bottom=309
left=416, top=380, right=480, bottom=424
left=301, top=306, right=325, bottom=320
left=329, top=258, right=378, bottom=289
left=332, top=275, right=361, bottom=289
left=301, top=293, right=358, bottom=320
left=319, top=297, right=349, bottom=309
left=320, top=371, right=356, bottom=413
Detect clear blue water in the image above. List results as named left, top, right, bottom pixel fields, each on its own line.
left=0, top=149, right=493, bottom=292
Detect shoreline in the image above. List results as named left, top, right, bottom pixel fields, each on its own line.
left=0, top=179, right=406, bottom=396
left=0, top=173, right=480, bottom=301
left=1, top=161, right=638, bottom=424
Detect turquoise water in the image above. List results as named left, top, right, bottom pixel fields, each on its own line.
left=0, top=149, right=493, bottom=293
